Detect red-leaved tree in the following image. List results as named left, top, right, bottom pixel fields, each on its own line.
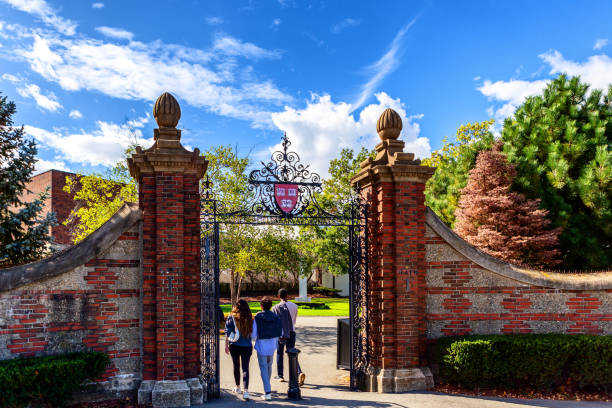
left=454, top=144, right=562, bottom=267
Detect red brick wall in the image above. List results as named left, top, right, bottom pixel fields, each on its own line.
left=139, top=172, right=201, bottom=381
left=424, top=223, right=612, bottom=338
left=17, top=170, right=77, bottom=245
left=0, top=228, right=142, bottom=382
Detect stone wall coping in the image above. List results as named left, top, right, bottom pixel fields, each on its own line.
left=425, top=207, right=612, bottom=290
left=0, top=203, right=143, bottom=292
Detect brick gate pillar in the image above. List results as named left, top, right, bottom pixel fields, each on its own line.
left=128, top=93, right=207, bottom=403
left=352, top=108, right=435, bottom=393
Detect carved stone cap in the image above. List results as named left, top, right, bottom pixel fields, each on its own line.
left=154, top=92, right=181, bottom=128
left=127, top=92, right=207, bottom=179
left=350, top=108, right=434, bottom=188
left=377, top=108, right=402, bottom=140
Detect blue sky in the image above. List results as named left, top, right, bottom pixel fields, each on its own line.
left=1, top=0, right=612, bottom=177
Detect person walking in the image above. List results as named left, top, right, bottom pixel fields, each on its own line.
left=224, top=298, right=253, bottom=401
left=272, top=288, right=306, bottom=386
left=252, top=297, right=282, bottom=401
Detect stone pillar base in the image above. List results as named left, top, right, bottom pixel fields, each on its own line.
left=365, top=367, right=434, bottom=393
left=138, top=378, right=204, bottom=407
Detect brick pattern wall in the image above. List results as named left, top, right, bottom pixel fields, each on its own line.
left=365, top=179, right=429, bottom=371
left=139, top=172, right=201, bottom=381
left=424, top=224, right=612, bottom=338
left=0, top=226, right=142, bottom=381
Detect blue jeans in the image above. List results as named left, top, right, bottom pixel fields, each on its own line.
left=257, top=354, right=274, bottom=394
left=277, top=331, right=301, bottom=377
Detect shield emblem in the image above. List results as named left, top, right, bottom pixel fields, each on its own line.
left=274, top=183, right=299, bottom=215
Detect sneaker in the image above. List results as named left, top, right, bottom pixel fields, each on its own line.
left=265, top=393, right=272, bottom=401
left=298, top=372, right=306, bottom=386
left=276, top=376, right=286, bottom=382
left=232, top=386, right=241, bottom=395
left=243, top=391, right=250, bottom=400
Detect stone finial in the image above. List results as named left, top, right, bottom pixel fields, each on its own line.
left=153, top=92, right=181, bottom=128
left=376, top=108, right=402, bottom=140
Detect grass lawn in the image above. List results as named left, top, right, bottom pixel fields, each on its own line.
left=220, top=297, right=349, bottom=317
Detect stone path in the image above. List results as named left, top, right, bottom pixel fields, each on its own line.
left=204, top=316, right=607, bottom=408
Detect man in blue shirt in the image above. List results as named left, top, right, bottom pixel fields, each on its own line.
left=252, top=297, right=282, bottom=401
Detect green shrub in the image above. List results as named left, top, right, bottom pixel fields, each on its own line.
left=436, top=334, right=612, bottom=391
left=0, top=351, right=110, bottom=407
left=312, top=286, right=341, bottom=295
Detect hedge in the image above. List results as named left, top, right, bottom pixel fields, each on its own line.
left=0, top=351, right=110, bottom=407
left=312, top=286, right=341, bottom=295
left=436, top=334, right=612, bottom=390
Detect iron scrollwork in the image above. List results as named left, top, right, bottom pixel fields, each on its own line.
left=200, top=134, right=369, bottom=394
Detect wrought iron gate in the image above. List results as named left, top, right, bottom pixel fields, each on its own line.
left=200, top=135, right=369, bottom=398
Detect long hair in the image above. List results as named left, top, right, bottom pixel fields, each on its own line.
left=231, top=298, right=253, bottom=338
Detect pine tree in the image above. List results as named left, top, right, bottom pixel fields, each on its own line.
left=502, top=75, right=612, bottom=269
left=454, top=144, right=561, bottom=267
left=0, top=94, right=56, bottom=266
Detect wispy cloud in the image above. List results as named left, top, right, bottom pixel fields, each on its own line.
left=91, top=2, right=104, bottom=9
left=1, top=0, right=77, bottom=35
left=594, top=38, right=608, bottom=51
left=212, top=34, right=281, bottom=59
left=270, top=18, right=281, bottom=30
left=205, top=16, right=223, bottom=25
left=352, top=17, right=418, bottom=110
left=95, top=26, right=134, bottom=41
left=330, top=18, right=361, bottom=34
left=17, top=83, right=62, bottom=111
left=68, top=109, right=82, bottom=119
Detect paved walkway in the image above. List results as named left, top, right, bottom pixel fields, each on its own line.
left=208, top=316, right=607, bottom=407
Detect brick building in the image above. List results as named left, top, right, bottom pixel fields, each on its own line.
left=21, top=169, right=77, bottom=246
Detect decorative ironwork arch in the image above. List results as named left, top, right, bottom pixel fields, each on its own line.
left=200, top=134, right=369, bottom=399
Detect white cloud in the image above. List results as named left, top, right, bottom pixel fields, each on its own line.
left=540, top=50, right=612, bottom=92
left=2, top=73, right=19, bottom=82
left=477, top=49, right=612, bottom=124
left=17, top=83, right=62, bottom=111
left=269, top=92, right=430, bottom=177
left=205, top=16, right=223, bottom=25
left=95, top=26, right=134, bottom=41
left=68, top=109, right=82, bottom=119
left=25, top=115, right=153, bottom=167
left=35, top=158, right=69, bottom=173
left=17, top=33, right=290, bottom=127
left=353, top=17, right=418, bottom=110
left=212, top=34, right=281, bottom=60
left=594, top=38, right=608, bottom=51
left=91, top=2, right=104, bottom=9
left=330, top=18, right=361, bottom=34
left=1, top=0, right=77, bottom=35
left=473, top=76, right=481, bottom=81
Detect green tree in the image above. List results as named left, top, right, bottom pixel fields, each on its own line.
left=63, top=147, right=137, bottom=243
left=300, top=147, right=374, bottom=278
left=0, top=94, right=56, bottom=265
left=502, top=75, right=612, bottom=269
left=423, top=120, right=496, bottom=227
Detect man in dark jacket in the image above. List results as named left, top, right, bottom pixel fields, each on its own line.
left=272, top=288, right=305, bottom=385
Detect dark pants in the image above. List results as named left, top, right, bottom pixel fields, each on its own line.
left=229, top=344, right=252, bottom=389
left=277, top=331, right=301, bottom=378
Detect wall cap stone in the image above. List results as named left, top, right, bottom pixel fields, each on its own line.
left=0, top=202, right=142, bottom=292
left=425, top=207, right=612, bottom=290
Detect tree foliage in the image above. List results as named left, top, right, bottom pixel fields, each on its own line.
left=0, top=94, right=55, bottom=265
left=300, top=147, right=374, bottom=277
left=454, top=144, right=562, bottom=267
left=63, top=148, right=137, bottom=243
left=502, top=74, right=612, bottom=269
left=423, top=119, right=495, bottom=227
